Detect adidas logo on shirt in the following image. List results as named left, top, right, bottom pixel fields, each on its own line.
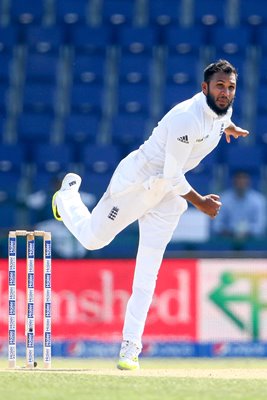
left=177, top=135, right=189, bottom=144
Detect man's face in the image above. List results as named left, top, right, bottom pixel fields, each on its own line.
left=202, top=71, right=237, bottom=116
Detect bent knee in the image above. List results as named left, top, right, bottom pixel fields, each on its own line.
left=80, top=232, right=113, bottom=251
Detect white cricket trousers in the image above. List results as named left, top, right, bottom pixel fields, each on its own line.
left=56, top=168, right=187, bottom=348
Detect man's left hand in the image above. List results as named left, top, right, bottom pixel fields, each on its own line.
left=224, top=126, right=249, bottom=143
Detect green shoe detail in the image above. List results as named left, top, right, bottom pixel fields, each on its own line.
left=52, top=191, right=62, bottom=221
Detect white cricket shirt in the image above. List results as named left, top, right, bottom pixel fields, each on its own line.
left=129, top=91, right=233, bottom=196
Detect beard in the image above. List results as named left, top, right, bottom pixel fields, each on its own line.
left=206, top=88, right=234, bottom=116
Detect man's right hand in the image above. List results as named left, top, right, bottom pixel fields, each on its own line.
left=182, top=190, right=222, bottom=219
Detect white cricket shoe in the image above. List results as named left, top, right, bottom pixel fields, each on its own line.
left=60, top=173, right=82, bottom=192
left=117, top=340, right=141, bottom=370
left=52, top=173, right=82, bottom=221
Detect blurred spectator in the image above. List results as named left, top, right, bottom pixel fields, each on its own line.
left=213, top=171, right=267, bottom=240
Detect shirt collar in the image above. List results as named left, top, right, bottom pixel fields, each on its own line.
left=198, top=91, right=232, bottom=120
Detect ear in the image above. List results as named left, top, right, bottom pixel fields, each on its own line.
left=202, top=81, right=208, bottom=95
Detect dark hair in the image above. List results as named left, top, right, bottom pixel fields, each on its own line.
left=204, top=59, right=238, bottom=83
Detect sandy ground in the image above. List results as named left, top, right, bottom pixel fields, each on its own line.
left=1, top=368, right=267, bottom=379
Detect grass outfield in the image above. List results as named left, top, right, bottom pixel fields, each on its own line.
left=0, top=358, right=267, bottom=400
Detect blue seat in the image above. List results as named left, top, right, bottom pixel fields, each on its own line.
left=255, top=114, right=267, bottom=144
left=163, top=26, right=204, bottom=55
left=70, top=82, right=104, bottom=114
left=118, top=53, right=153, bottom=84
left=25, top=26, right=64, bottom=54
left=225, top=144, right=264, bottom=175
left=69, top=25, right=111, bottom=54
left=0, top=201, right=17, bottom=228
left=258, top=55, right=267, bottom=83
left=64, top=113, right=100, bottom=146
left=101, top=0, right=136, bottom=26
left=0, top=144, right=25, bottom=173
left=25, top=53, right=60, bottom=83
left=23, top=82, right=57, bottom=113
left=33, top=144, right=73, bottom=174
left=148, top=0, right=182, bottom=26
left=257, top=27, right=267, bottom=52
left=238, top=0, right=267, bottom=26
left=10, top=0, right=44, bottom=25
left=0, top=115, right=6, bottom=141
left=0, top=82, right=9, bottom=112
left=0, top=26, right=18, bottom=53
left=117, top=26, right=157, bottom=54
left=17, top=113, right=54, bottom=144
left=55, top=0, right=88, bottom=24
left=118, top=82, right=151, bottom=114
left=162, top=82, right=198, bottom=112
left=193, top=0, right=226, bottom=26
left=211, top=26, right=251, bottom=56
left=186, top=171, right=214, bottom=194
left=80, top=171, right=112, bottom=200
left=111, top=113, right=148, bottom=152
left=255, top=84, right=267, bottom=114
left=72, top=54, right=106, bottom=83
left=81, top=144, right=120, bottom=174
left=165, top=54, right=200, bottom=85
left=0, top=53, right=13, bottom=83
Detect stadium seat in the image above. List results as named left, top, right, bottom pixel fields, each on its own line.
left=0, top=115, right=6, bottom=142
left=0, top=26, right=18, bottom=53
left=0, top=144, right=25, bottom=174
left=0, top=53, right=13, bottom=83
left=17, top=113, right=54, bottom=145
left=80, top=171, right=112, bottom=200
left=257, top=27, right=267, bottom=54
left=116, top=26, right=158, bottom=54
left=0, top=202, right=17, bottom=228
left=257, top=55, right=267, bottom=83
left=55, top=0, right=88, bottom=24
left=255, top=114, right=267, bottom=144
left=22, top=82, right=57, bottom=113
left=80, top=143, right=120, bottom=174
left=70, top=82, right=104, bottom=114
left=225, top=144, right=264, bottom=173
left=69, top=25, right=111, bottom=54
left=63, top=113, right=100, bottom=149
left=111, top=113, right=149, bottom=153
left=165, top=53, right=200, bottom=85
left=118, top=53, right=153, bottom=84
left=71, top=53, right=107, bottom=84
left=33, top=143, right=74, bottom=174
left=186, top=171, right=214, bottom=194
left=117, top=82, right=151, bottom=115
left=163, top=26, right=204, bottom=55
left=162, top=82, right=198, bottom=112
left=238, top=0, right=267, bottom=26
left=193, top=0, right=226, bottom=26
left=255, top=84, right=267, bottom=114
left=0, top=144, right=25, bottom=228
left=100, top=0, right=136, bottom=26
left=9, top=0, right=44, bottom=25
left=148, top=0, right=183, bottom=26
left=210, top=26, right=252, bottom=57
left=24, top=53, right=60, bottom=83
left=24, top=26, right=64, bottom=54
left=0, top=82, right=10, bottom=113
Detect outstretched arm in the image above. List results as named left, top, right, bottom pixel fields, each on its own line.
left=224, top=122, right=249, bottom=143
